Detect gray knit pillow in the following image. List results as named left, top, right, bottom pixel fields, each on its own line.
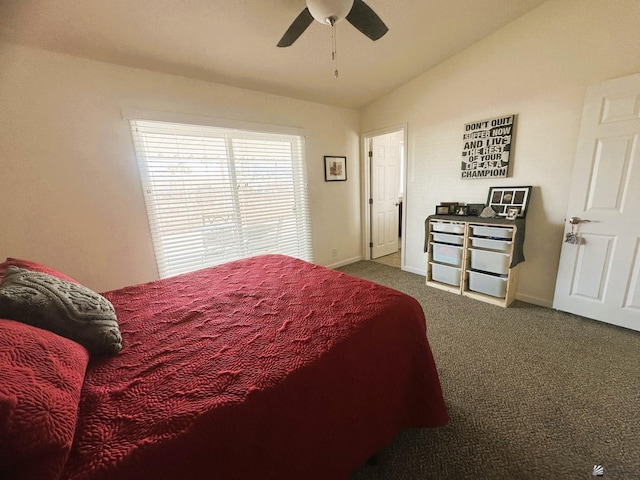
left=0, top=266, right=122, bottom=355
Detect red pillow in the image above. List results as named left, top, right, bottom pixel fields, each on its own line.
left=0, top=319, right=89, bottom=479
left=0, top=258, right=78, bottom=284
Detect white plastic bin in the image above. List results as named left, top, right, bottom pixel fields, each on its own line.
left=470, top=236, right=512, bottom=252
left=430, top=262, right=461, bottom=286
left=432, top=232, right=464, bottom=245
left=469, top=248, right=510, bottom=275
left=468, top=270, right=507, bottom=298
left=470, top=225, right=514, bottom=240
left=432, top=242, right=463, bottom=267
left=431, top=222, right=465, bottom=235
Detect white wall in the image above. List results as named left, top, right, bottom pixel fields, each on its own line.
left=360, top=0, right=640, bottom=307
left=2, top=0, right=639, bottom=304
left=0, top=43, right=361, bottom=292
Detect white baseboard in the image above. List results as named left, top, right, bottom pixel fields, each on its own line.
left=402, top=265, right=426, bottom=276
left=326, top=256, right=362, bottom=269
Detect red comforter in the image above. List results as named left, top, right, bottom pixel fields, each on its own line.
left=62, top=255, right=447, bottom=480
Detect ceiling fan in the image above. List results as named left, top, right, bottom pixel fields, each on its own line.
left=277, top=0, right=388, bottom=48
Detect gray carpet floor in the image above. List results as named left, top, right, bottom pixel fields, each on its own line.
left=340, top=261, right=640, bottom=480
left=372, top=249, right=401, bottom=269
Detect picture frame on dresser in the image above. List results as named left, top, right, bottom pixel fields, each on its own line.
left=487, top=186, right=532, bottom=217
left=454, top=206, right=468, bottom=216
left=506, top=207, right=519, bottom=220
left=466, top=203, right=485, bottom=216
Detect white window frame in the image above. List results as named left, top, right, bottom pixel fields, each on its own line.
left=124, top=109, right=312, bottom=278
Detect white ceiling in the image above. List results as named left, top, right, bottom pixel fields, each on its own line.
left=0, top=0, right=548, bottom=109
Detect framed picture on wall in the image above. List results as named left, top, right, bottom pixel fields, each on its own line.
left=324, top=156, right=347, bottom=181
left=486, top=186, right=532, bottom=218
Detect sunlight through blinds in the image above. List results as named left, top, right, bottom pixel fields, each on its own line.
left=129, top=119, right=312, bottom=278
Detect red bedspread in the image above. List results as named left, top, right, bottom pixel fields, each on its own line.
left=62, top=255, right=447, bottom=480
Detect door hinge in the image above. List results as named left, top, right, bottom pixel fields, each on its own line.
left=368, top=198, right=373, bottom=205
left=368, top=150, right=373, bottom=158
left=369, top=242, right=373, bottom=248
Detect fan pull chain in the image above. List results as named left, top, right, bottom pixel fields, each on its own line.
left=329, top=17, right=338, bottom=78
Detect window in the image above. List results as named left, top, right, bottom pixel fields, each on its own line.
left=129, top=118, right=312, bottom=278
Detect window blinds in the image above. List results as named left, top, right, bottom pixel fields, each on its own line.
left=129, top=119, right=312, bottom=278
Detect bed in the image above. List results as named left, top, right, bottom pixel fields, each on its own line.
left=0, top=254, right=448, bottom=480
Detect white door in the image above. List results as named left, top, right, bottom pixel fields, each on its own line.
left=553, top=73, right=640, bottom=332
left=370, top=133, right=400, bottom=259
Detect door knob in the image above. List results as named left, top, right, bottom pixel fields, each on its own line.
left=569, top=216, right=591, bottom=225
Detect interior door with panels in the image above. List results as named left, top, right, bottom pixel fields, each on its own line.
left=553, top=73, right=640, bottom=332
left=371, top=133, right=400, bottom=259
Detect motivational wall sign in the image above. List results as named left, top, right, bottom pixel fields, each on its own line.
left=461, top=114, right=515, bottom=179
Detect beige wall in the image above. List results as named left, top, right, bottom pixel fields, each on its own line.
left=361, top=0, right=640, bottom=307
left=0, top=43, right=361, bottom=292
left=2, top=0, right=639, bottom=306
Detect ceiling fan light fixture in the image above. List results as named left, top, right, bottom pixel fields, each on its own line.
left=277, top=0, right=387, bottom=48
left=306, top=0, right=354, bottom=25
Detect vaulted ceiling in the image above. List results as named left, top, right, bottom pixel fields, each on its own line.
left=0, top=0, right=548, bottom=109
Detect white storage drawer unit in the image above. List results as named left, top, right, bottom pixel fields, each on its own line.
left=468, top=270, right=508, bottom=298
left=432, top=222, right=465, bottom=235
left=432, top=243, right=463, bottom=266
left=432, top=232, right=464, bottom=245
left=426, top=218, right=522, bottom=306
left=470, top=225, right=514, bottom=240
left=469, top=248, right=511, bottom=275
left=469, top=236, right=512, bottom=252
left=430, top=262, right=461, bottom=286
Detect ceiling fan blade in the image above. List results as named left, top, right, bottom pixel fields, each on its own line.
left=346, top=0, right=388, bottom=41
left=277, top=7, right=314, bottom=47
